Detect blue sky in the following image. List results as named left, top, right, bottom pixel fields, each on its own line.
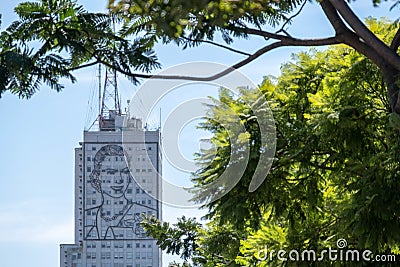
left=0, top=1, right=397, bottom=266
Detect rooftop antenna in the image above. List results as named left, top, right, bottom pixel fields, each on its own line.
left=159, top=108, right=162, bottom=130
left=98, top=64, right=101, bottom=115
left=99, top=10, right=121, bottom=131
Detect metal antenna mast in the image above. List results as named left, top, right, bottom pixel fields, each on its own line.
left=99, top=11, right=121, bottom=131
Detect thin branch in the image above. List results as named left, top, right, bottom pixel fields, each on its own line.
left=181, top=37, right=251, bottom=56
left=97, top=36, right=339, bottom=82
left=236, top=26, right=342, bottom=47
left=328, top=0, right=400, bottom=71
left=67, top=60, right=99, bottom=71
left=279, top=0, right=307, bottom=33
left=98, top=42, right=285, bottom=81
left=256, top=2, right=307, bottom=42
left=279, top=29, right=293, bottom=38
left=390, top=26, right=400, bottom=51
left=235, top=27, right=287, bottom=41
left=320, top=1, right=389, bottom=71
left=319, top=0, right=348, bottom=35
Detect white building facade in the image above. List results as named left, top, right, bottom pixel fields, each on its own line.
left=60, top=115, right=162, bottom=267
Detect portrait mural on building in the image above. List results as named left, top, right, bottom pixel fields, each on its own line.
left=84, top=144, right=154, bottom=240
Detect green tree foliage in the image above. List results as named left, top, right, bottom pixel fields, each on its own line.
left=0, top=0, right=159, bottom=98
left=142, top=215, right=244, bottom=266
left=110, top=0, right=303, bottom=40
left=2, top=0, right=400, bottom=106
left=111, top=0, right=400, bottom=116
left=143, top=19, right=400, bottom=266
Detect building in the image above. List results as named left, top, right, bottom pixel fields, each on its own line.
left=60, top=111, right=162, bottom=267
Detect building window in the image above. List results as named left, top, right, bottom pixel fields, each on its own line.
left=92, top=147, right=96, bottom=151
left=86, top=252, right=96, bottom=259
left=136, top=243, right=140, bottom=248
left=136, top=169, right=140, bottom=172
left=101, top=252, right=111, bottom=260
left=87, top=167, right=92, bottom=172
left=148, top=169, right=152, bottom=173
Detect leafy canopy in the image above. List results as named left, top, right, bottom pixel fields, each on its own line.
left=0, top=0, right=160, bottom=98
left=143, top=19, right=400, bottom=266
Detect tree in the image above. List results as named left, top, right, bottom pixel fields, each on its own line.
left=2, top=0, right=400, bottom=111
left=109, top=0, right=400, bottom=114
left=142, top=20, right=400, bottom=266
left=0, top=0, right=159, bottom=98
left=143, top=215, right=244, bottom=266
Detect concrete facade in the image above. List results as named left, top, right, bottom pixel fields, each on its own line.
left=60, top=115, right=162, bottom=267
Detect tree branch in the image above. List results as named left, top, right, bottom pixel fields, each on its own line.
left=390, top=26, right=400, bottom=51
left=180, top=37, right=251, bottom=56
left=328, top=0, right=400, bottom=71
left=319, top=0, right=348, bottom=36
left=238, top=26, right=341, bottom=47
left=67, top=60, right=100, bottom=71
left=279, top=0, right=308, bottom=33
left=236, top=27, right=287, bottom=41
left=96, top=36, right=339, bottom=82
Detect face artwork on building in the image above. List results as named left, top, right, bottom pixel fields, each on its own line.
left=84, top=145, right=147, bottom=240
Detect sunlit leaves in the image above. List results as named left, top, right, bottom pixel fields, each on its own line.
left=111, top=0, right=305, bottom=47
left=0, top=0, right=160, bottom=98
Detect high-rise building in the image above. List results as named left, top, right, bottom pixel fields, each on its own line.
left=60, top=111, right=162, bottom=267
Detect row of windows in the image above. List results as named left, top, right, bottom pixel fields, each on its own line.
left=88, top=252, right=153, bottom=260
left=86, top=166, right=155, bottom=174
left=135, top=169, right=153, bottom=173
left=82, top=264, right=152, bottom=267
left=87, top=156, right=125, bottom=162
left=100, top=264, right=152, bottom=267
left=87, top=145, right=154, bottom=151
left=93, top=242, right=152, bottom=249
left=85, top=198, right=153, bottom=208
left=85, top=188, right=153, bottom=196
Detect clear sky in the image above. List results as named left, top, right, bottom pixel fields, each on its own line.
left=0, top=1, right=397, bottom=266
